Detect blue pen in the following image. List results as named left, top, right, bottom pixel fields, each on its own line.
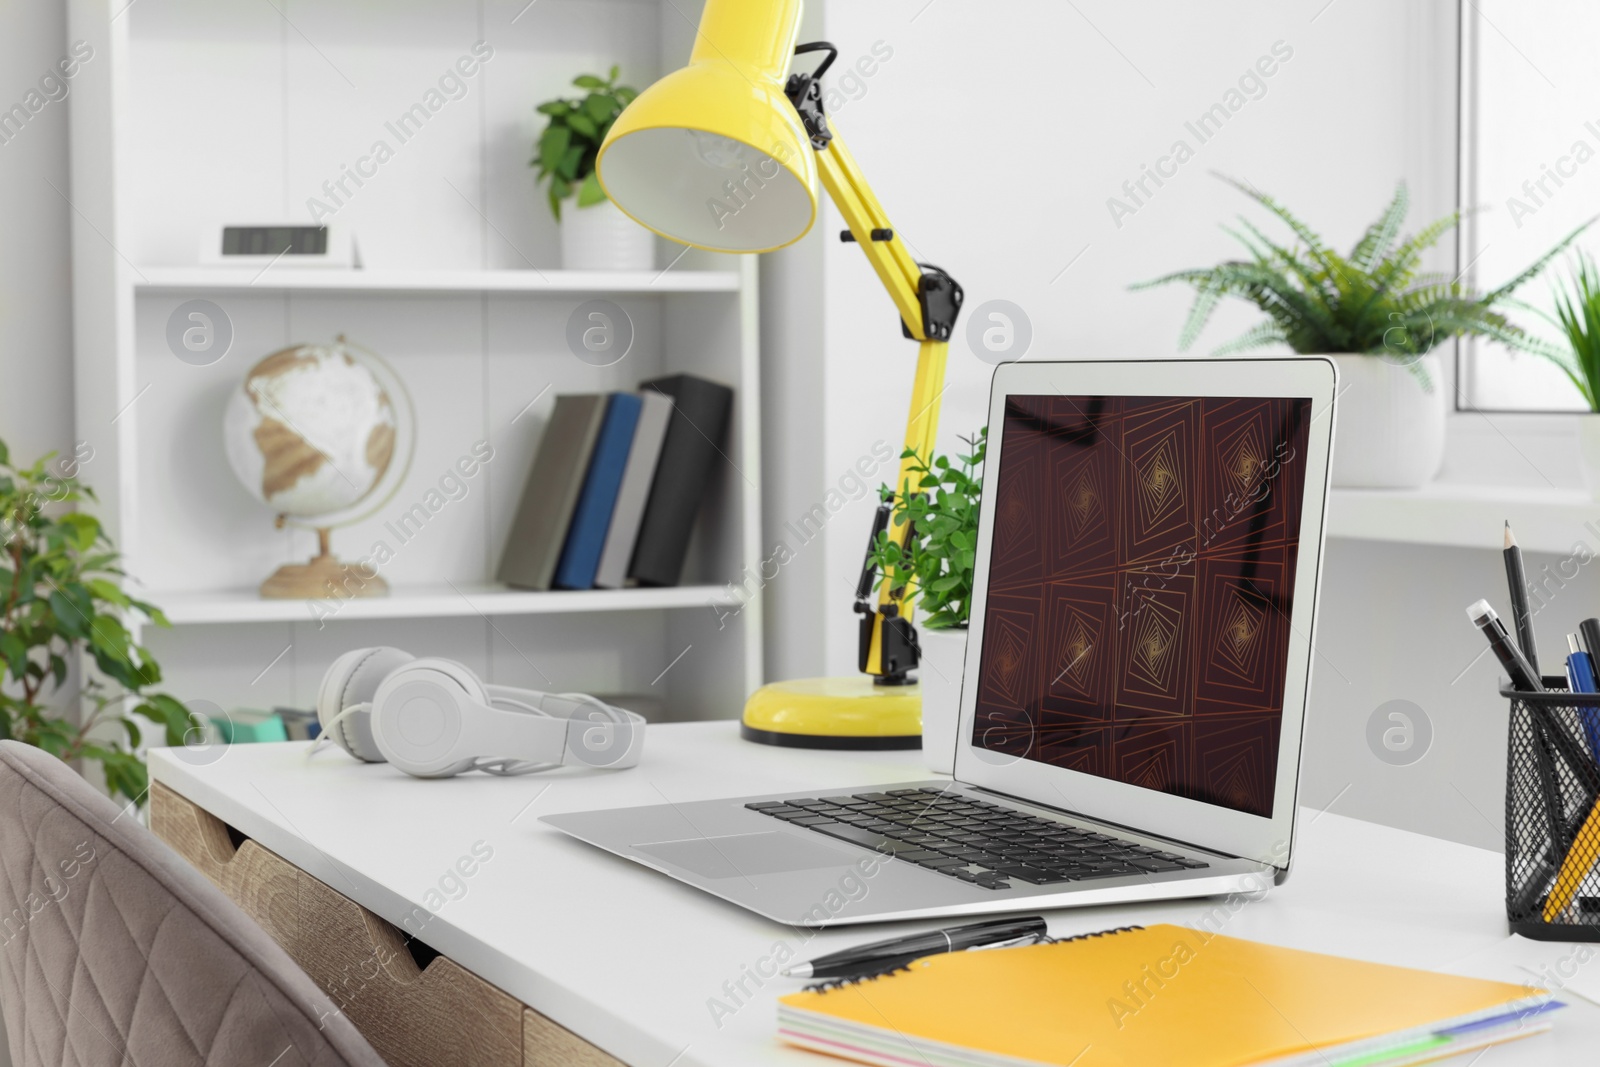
left=1564, top=633, right=1600, bottom=758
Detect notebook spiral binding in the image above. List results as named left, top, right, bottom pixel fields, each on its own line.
left=803, top=925, right=1145, bottom=992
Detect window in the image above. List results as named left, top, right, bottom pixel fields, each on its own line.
left=1459, top=0, right=1600, bottom=411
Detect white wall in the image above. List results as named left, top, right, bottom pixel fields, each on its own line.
left=808, top=0, right=1459, bottom=673
left=758, top=0, right=1534, bottom=849
left=0, top=1, right=75, bottom=468
left=0, top=4, right=69, bottom=1064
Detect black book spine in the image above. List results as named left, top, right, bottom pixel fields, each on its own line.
left=628, top=375, right=733, bottom=587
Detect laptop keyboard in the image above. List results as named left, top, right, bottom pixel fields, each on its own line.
left=747, top=788, right=1209, bottom=891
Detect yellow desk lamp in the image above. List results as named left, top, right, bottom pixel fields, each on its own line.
left=597, top=0, right=963, bottom=749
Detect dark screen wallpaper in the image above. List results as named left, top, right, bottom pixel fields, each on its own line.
left=972, top=395, right=1313, bottom=818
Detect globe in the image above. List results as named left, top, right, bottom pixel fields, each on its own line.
left=223, top=340, right=396, bottom=519
left=222, top=337, right=411, bottom=599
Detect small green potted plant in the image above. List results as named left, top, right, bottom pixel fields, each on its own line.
left=1512, top=251, right=1600, bottom=496
left=531, top=66, right=653, bottom=271
left=1133, top=176, right=1588, bottom=489
left=0, top=438, right=190, bottom=803
left=868, top=428, right=985, bottom=774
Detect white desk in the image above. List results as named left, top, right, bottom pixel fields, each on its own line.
left=151, top=723, right=1600, bottom=1066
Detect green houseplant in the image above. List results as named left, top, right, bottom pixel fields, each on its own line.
left=1518, top=251, right=1600, bottom=410
left=0, top=439, right=189, bottom=803
left=1514, top=251, right=1600, bottom=495
left=531, top=66, right=637, bottom=220
left=531, top=67, right=654, bottom=271
left=868, top=428, right=985, bottom=774
left=868, top=427, right=986, bottom=630
left=1133, top=176, right=1588, bottom=488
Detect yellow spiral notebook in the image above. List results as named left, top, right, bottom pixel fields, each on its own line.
left=777, top=925, right=1558, bottom=1067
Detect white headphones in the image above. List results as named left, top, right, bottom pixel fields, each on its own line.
left=313, top=647, right=645, bottom=778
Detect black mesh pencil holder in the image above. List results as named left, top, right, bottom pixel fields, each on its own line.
left=1505, top=679, right=1600, bottom=941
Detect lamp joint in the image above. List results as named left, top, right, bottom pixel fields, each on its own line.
left=786, top=42, right=839, bottom=150
left=784, top=72, right=833, bottom=149
left=900, top=264, right=966, bottom=342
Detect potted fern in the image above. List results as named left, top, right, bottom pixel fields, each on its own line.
left=868, top=428, right=984, bottom=774
left=531, top=67, right=653, bottom=270
left=1134, top=177, right=1588, bottom=488
left=1515, top=252, right=1600, bottom=496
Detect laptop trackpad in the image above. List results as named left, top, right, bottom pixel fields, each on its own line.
left=634, top=832, right=858, bottom=879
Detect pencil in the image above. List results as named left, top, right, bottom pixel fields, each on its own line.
left=1505, top=522, right=1539, bottom=677
left=1544, top=793, right=1600, bottom=922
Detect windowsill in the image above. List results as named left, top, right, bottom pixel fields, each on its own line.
left=1328, top=483, right=1600, bottom=554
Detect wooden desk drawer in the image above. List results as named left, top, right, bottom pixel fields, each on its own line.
left=152, top=783, right=621, bottom=1067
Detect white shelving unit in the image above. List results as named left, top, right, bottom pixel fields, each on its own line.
left=155, top=585, right=742, bottom=627
left=134, top=267, right=743, bottom=294
left=66, top=0, right=761, bottom=721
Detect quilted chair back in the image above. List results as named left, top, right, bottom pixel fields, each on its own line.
left=0, top=741, right=387, bottom=1067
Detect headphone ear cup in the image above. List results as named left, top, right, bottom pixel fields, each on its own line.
left=318, top=647, right=414, bottom=762
left=370, top=658, right=488, bottom=777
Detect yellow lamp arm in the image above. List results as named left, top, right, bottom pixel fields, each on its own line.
left=814, top=131, right=927, bottom=338
left=814, top=128, right=953, bottom=679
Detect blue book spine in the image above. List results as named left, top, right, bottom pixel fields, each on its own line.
left=553, top=393, right=643, bottom=590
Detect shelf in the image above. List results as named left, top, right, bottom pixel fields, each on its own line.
left=146, top=584, right=741, bottom=625
left=1327, top=483, right=1600, bottom=554
left=132, top=267, right=743, bottom=295
left=71, top=2, right=763, bottom=718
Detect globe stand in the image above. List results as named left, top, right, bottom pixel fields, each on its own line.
left=259, top=526, right=388, bottom=600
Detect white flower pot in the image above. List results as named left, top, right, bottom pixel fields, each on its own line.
left=1579, top=418, right=1600, bottom=499
left=917, top=626, right=968, bottom=775
left=559, top=197, right=655, bottom=271
left=1328, top=353, right=1447, bottom=489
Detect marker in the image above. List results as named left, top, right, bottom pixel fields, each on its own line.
left=1466, top=600, right=1543, bottom=692
left=1579, top=618, right=1600, bottom=673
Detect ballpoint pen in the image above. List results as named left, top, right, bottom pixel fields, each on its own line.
left=1566, top=633, right=1600, bottom=759
left=780, top=916, right=1049, bottom=979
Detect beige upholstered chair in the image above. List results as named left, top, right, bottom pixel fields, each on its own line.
left=0, top=740, right=387, bottom=1067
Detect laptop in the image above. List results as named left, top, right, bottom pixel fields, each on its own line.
left=544, top=358, right=1337, bottom=925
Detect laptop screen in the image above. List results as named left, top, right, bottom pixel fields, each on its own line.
left=971, top=394, right=1313, bottom=818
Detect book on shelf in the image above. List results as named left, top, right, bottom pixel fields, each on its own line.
left=210, top=708, right=288, bottom=745
left=594, top=391, right=674, bottom=590
left=274, top=706, right=321, bottom=742
left=628, top=374, right=734, bottom=588
left=497, top=377, right=733, bottom=592
left=553, top=393, right=644, bottom=590
left=497, top=393, right=610, bottom=591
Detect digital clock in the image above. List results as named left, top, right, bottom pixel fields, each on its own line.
left=200, top=224, right=359, bottom=269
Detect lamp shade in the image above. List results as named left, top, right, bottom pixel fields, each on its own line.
left=597, top=0, right=817, bottom=253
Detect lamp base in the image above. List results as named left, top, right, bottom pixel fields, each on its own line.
left=741, top=676, right=921, bottom=750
